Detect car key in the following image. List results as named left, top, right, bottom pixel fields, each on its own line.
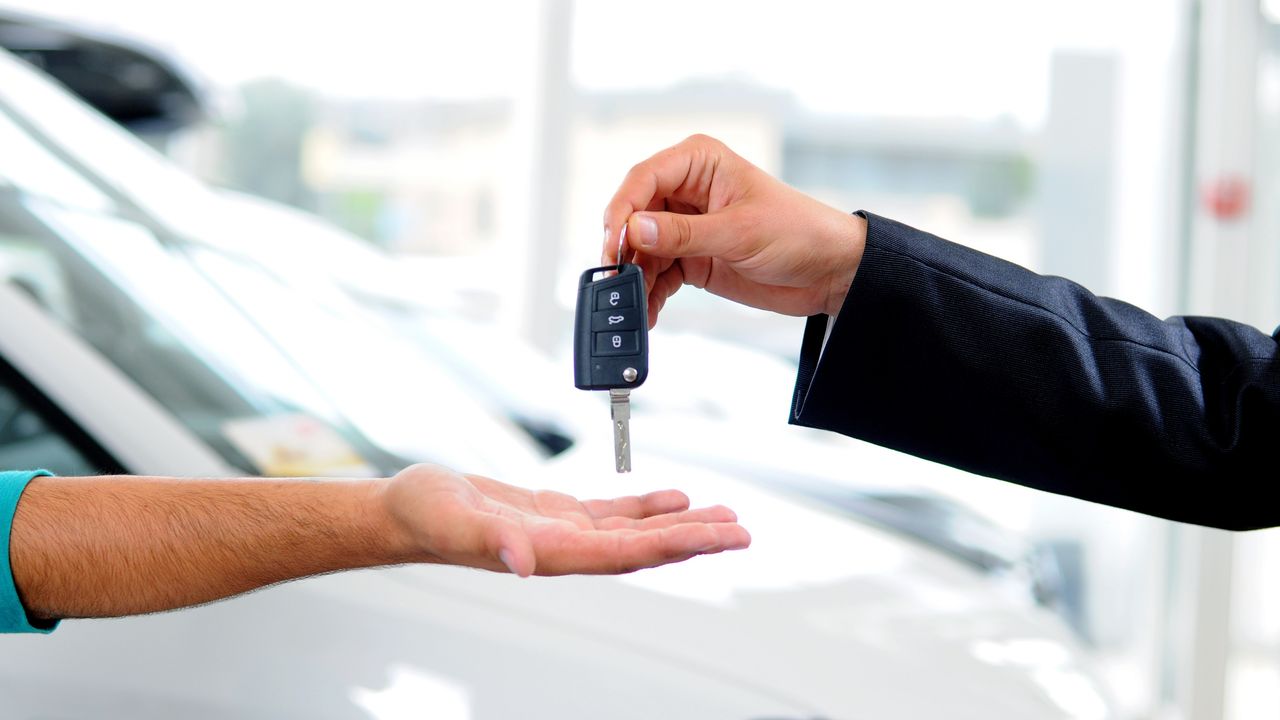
left=573, top=242, right=648, bottom=472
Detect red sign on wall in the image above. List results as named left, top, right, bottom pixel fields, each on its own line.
left=1202, top=175, right=1251, bottom=221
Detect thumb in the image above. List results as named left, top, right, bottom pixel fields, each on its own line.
left=627, top=209, right=750, bottom=261
left=487, top=517, right=536, bottom=578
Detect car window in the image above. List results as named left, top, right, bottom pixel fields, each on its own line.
left=35, top=200, right=342, bottom=424
left=0, top=187, right=412, bottom=476
left=0, top=357, right=106, bottom=477
left=0, top=107, right=113, bottom=213
left=180, top=245, right=546, bottom=469
left=0, top=50, right=212, bottom=235
left=0, top=62, right=539, bottom=476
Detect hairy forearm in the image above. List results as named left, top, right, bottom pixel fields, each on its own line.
left=9, top=476, right=416, bottom=620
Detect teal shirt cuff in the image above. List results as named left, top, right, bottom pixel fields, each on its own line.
left=1, top=469, right=58, bottom=634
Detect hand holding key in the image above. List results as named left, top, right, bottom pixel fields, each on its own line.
left=602, top=134, right=868, bottom=326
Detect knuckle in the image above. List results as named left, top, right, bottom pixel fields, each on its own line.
left=625, top=160, right=651, bottom=181
left=683, top=133, right=718, bottom=149
left=670, top=214, right=693, bottom=252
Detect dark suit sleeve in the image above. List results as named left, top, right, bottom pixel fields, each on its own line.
left=790, top=212, right=1280, bottom=530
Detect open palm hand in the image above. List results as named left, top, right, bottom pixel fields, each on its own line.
left=382, top=464, right=750, bottom=576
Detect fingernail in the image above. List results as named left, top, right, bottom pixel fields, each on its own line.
left=499, top=548, right=519, bottom=576
left=634, top=214, right=659, bottom=247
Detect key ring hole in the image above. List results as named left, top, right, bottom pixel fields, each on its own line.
left=589, top=263, right=625, bottom=283
left=592, top=225, right=631, bottom=282
left=616, top=224, right=629, bottom=268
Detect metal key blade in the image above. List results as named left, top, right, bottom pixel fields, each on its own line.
left=609, top=388, right=631, bottom=472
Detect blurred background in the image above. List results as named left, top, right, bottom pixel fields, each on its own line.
left=0, top=1, right=1278, bottom=718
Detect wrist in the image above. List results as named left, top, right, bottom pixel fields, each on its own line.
left=823, top=211, right=867, bottom=317
left=366, top=478, right=429, bottom=565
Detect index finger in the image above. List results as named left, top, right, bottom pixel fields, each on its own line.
left=539, top=522, right=752, bottom=575
left=581, top=489, right=690, bottom=520
left=601, top=136, right=717, bottom=264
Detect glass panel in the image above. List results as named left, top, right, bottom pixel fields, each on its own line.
left=1224, top=10, right=1280, bottom=720
left=0, top=108, right=113, bottom=212
left=180, top=245, right=544, bottom=467
left=0, top=50, right=542, bottom=477
left=0, top=191, right=399, bottom=476
left=0, top=371, right=97, bottom=478
left=0, top=51, right=215, bottom=236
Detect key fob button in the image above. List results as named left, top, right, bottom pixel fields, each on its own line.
left=591, top=307, right=641, bottom=331
left=596, top=286, right=634, bottom=311
left=594, top=331, right=639, bottom=356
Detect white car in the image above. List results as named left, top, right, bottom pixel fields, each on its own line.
left=0, top=48, right=1113, bottom=719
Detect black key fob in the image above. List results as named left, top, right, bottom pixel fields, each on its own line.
left=574, top=264, right=649, bottom=391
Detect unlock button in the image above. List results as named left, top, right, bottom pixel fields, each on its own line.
left=594, top=331, right=639, bottom=356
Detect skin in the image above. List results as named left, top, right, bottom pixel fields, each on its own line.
left=10, top=463, right=749, bottom=621
left=601, top=134, right=868, bottom=326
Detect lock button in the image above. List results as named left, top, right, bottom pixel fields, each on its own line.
left=595, top=285, right=634, bottom=311
left=594, top=331, right=639, bottom=356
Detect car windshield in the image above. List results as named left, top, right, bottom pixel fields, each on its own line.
left=0, top=49, right=542, bottom=477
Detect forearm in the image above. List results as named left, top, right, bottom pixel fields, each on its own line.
left=10, top=475, right=416, bottom=620
left=793, top=213, right=1280, bottom=529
